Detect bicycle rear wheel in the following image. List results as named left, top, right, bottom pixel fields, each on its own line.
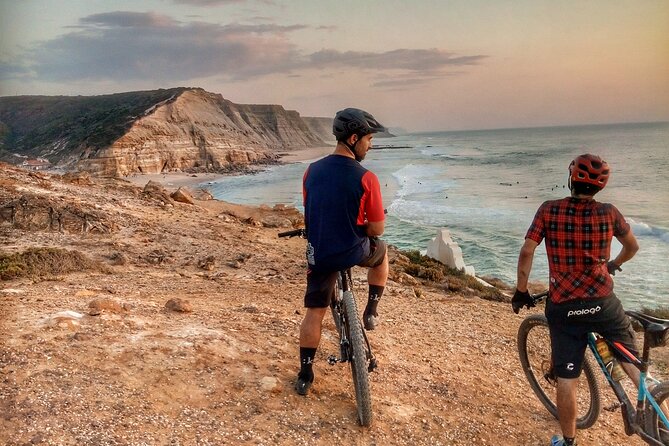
left=342, top=289, right=373, bottom=426
left=646, top=381, right=669, bottom=445
left=517, top=314, right=601, bottom=429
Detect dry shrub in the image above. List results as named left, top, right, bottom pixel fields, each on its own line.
left=397, top=249, right=506, bottom=302
left=0, top=247, right=103, bottom=280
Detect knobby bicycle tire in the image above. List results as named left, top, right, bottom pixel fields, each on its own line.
left=517, top=314, right=601, bottom=429
left=342, top=289, right=373, bottom=426
left=646, top=381, right=669, bottom=444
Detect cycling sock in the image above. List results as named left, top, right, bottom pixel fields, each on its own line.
left=365, top=285, right=384, bottom=315
left=298, top=347, right=316, bottom=381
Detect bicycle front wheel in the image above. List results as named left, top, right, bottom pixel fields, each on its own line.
left=342, top=289, right=373, bottom=426
left=517, top=314, right=601, bottom=429
left=646, top=381, right=669, bottom=445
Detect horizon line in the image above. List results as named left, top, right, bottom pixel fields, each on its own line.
left=409, top=120, right=669, bottom=135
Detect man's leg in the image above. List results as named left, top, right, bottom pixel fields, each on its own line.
left=556, top=377, right=578, bottom=440
left=299, top=307, right=328, bottom=348
left=296, top=307, right=327, bottom=395
left=364, top=249, right=388, bottom=330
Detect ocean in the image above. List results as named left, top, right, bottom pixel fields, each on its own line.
left=204, top=122, right=669, bottom=310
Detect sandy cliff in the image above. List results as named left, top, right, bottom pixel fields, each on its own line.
left=80, top=89, right=327, bottom=176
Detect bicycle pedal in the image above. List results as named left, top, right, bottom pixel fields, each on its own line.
left=327, top=355, right=338, bottom=365
left=604, top=402, right=621, bottom=412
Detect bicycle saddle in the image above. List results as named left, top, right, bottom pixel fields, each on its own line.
left=626, top=311, right=669, bottom=348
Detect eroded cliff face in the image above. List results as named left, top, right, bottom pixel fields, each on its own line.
left=303, top=117, right=334, bottom=144
left=80, top=89, right=328, bottom=176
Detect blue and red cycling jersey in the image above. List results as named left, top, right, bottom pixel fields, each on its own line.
left=302, top=154, right=385, bottom=271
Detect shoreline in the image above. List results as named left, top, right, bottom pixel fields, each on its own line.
left=123, top=146, right=334, bottom=191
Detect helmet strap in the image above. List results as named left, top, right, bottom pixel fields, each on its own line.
left=343, top=134, right=363, bottom=162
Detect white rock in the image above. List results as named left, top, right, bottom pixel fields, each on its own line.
left=1, top=288, right=25, bottom=294
left=426, top=229, right=475, bottom=276
left=260, top=376, right=279, bottom=391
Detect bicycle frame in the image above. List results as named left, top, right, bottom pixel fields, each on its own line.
left=520, top=291, right=669, bottom=444
left=587, top=333, right=669, bottom=445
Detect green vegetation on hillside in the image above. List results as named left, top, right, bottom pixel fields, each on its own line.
left=397, top=249, right=507, bottom=301
left=0, top=87, right=190, bottom=162
left=0, top=247, right=103, bottom=280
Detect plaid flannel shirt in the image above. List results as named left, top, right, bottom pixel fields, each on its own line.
left=525, top=197, right=630, bottom=304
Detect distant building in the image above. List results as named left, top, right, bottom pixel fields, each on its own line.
left=21, top=158, right=51, bottom=171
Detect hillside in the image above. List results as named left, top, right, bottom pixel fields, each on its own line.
left=0, top=164, right=662, bottom=446
left=0, top=88, right=331, bottom=177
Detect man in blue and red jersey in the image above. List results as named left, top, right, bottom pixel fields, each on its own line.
left=295, top=108, right=389, bottom=396
left=513, top=154, right=640, bottom=446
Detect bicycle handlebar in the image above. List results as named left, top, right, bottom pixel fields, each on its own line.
left=278, top=228, right=306, bottom=238
left=530, top=291, right=549, bottom=305
left=513, top=290, right=549, bottom=314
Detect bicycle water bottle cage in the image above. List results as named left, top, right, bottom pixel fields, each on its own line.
left=626, top=311, right=669, bottom=348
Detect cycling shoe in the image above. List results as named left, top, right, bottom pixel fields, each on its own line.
left=363, top=312, right=378, bottom=331
left=550, top=435, right=576, bottom=446
left=295, top=375, right=313, bottom=396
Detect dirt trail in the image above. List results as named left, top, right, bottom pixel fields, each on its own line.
left=0, top=165, right=663, bottom=445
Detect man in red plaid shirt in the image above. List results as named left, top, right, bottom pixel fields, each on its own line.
left=513, top=154, right=640, bottom=446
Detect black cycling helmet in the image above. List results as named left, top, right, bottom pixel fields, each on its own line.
left=332, top=108, right=386, bottom=142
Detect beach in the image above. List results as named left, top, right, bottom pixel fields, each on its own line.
left=124, top=146, right=333, bottom=191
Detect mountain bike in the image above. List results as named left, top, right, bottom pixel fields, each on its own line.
left=278, top=228, right=378, bottom=426
left=516, top=291, right=669, bottom=445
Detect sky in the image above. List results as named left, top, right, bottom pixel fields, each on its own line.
left=1, top=0, right=668, bottom=132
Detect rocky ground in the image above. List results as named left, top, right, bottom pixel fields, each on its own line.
left=1, top=164, right=666, bottom=446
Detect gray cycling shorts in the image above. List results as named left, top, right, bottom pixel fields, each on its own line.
left=304, top=238, right=387, bottom=308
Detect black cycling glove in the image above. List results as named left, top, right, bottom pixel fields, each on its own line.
left=512, top=289, right=533, bottom=314
left=607, top=261, right=622, bottom=276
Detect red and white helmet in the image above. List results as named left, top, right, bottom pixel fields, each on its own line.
left=569, top=154, right=610, bottom=189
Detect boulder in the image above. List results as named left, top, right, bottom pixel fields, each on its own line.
left=165, top=298, right=193, bottom=313
left=171, top=187, right=195, bottom=205
left=88, top=298, right=129, bottom=315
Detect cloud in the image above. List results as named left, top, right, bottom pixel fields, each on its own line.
left=2, top=11, right=486, bottom=86
left=16, top=13, right=304, bottom=82
left=0, top=61, right=30, bottom=78
left=308, top=49, right=486, bottom=72
left=78, top=11, right=179, bottom=28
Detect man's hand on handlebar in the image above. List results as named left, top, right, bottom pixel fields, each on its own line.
left=512, top=289, right=534, bottom=314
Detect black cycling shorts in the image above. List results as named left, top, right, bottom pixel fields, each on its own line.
left=546, top=293, right=638, bottom=379
left=304, top=238, right=387, bottom=308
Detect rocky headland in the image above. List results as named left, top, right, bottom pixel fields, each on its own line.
left=0, top=88, right=333, bottom=177
left=1, top=163, right=663, bottom=445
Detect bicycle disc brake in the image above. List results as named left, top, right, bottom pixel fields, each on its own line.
left=541, top=360, right=557, bottom=386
